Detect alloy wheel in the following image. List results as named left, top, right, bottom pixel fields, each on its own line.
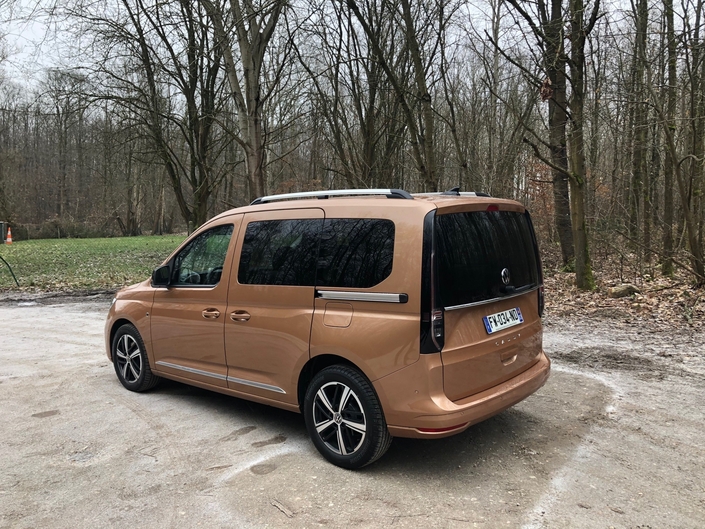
left=312, top=381, right=367, bottom=456
left=115, top=334, right=142, bottom=383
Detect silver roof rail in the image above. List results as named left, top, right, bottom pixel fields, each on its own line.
left=413, top=191, right=479, bottom=197
left=413, top=187, right=491, bottom=197
left=250, top=188, right=413, bottom=205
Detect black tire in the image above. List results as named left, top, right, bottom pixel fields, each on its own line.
left=304, top=365, right=392, bottom=469
left=112, top=324, right=161, bottom=392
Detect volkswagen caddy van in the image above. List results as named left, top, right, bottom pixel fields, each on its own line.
left=105, top=188, right=550, bottom=468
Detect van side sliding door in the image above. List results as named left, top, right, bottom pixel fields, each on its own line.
left=224, top=208, right=324, bottom=405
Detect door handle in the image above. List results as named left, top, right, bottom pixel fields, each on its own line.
left=230, top=310, right=251, bottom=322
left=202, top=308, right=221, bottom=319
left=501, top=354, right=518, bottom=366
left=500, top=349, right=518, bottom=366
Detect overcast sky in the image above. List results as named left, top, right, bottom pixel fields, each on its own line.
left=1, top=0, right=58, bottom=85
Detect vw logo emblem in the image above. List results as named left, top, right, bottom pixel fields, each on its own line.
left=501, top=268, right=511, bottom=285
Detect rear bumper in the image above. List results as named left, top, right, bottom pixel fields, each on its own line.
left=374, top=351, right=550, bottom=439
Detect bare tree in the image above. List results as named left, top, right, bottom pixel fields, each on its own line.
left=502, top=0, right=598, bottom=288
left=200, top=0, right=286, bottom=202
left=70, top=0, right=233, bottom=230
left=662, top=0, right=677, bottom=276
left=504, top=0, right=575, bottom=268
left=41, top=70, right=87, bottom=219
left=566, top=0, right=600, bottom=289
left=347, top=0, right=450, bottom=191
left=295, top=0, right=407, bottom=189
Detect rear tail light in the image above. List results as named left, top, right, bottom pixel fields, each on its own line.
left=486, top=204, right=499, bottom=211
left=538, top=285, right=545, bottom=317
left=420, top=210, right=445, bottom=354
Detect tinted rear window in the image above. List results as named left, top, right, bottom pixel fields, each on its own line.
left=436, top=211, right=538, bottom=307
left=317, top=219, right=394, bottom=288
left=237, top=217, right=394, bottom=288
left=238, top=219, right=322, bottom=286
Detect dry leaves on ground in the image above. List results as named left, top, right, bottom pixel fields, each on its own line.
left=544, top=271, right=704, bottom=330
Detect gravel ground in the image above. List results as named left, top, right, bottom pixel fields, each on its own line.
left=0, top=300, right=703, bottom=528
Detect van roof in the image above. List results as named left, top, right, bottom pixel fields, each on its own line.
left=209, top=188, right=525, bottom=223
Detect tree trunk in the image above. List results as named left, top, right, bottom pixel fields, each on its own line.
left=662, top=0, right=677, bottom=276
left=568, top=0, right=598, bottom=289
left=202, top=0, right=284, bottom=203
left=691, top=0, right=705, bottom=261
left=246, top=114, right=267, bottom=200
left=547, top=0, right=574, bottom=266
left=645, top=120, right=661, bottom=266
left=630, top=0, right=648, bottom=257
left=653, top=80, right=705, bottom=282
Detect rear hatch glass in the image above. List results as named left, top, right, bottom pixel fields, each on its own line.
left=435, top=210, right=542, bottom=401
left=436, top=211, right=539, bottom=308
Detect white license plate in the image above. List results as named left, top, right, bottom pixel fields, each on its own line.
left=483, top=307, right=524, bottom=334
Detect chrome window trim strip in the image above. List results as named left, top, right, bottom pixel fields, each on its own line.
left=316, top=290, right=408, bottom=303
left=444, top=286, right=539, bottom=311
left=226, top=376, right=287, bottom=394
left=155, top=361, right=227, bottom=381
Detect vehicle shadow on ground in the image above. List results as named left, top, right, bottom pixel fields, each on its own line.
left=371, top=369, right=610, bottom=477
left=93, top=370, right=613, bottom=528
left=147, top=378, right=307, bottom=433
left=141, top=368, right=610, bottom=478
left=376, top=408, right=547, bottom=474
left=200, top=370, right=613, bottom=529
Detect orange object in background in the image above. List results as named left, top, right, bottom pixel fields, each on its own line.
left=5, top=227, right=11, bottom=244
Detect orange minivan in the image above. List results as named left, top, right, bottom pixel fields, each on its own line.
left=105, top=188, right=550, bottom=468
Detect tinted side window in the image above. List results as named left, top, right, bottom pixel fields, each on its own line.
left=317, top=219, right=395, bottom=288
left=436, top=211, right=539, bottom=307
left=172, top=224, right=234, bottom=286
left=238, top=219, right=322, bottom=286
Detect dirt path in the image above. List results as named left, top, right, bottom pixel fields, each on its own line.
left=0, top=301, right=703, bottom=528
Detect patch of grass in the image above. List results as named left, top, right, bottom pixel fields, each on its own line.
left=0, top=235, right=186, bottom=292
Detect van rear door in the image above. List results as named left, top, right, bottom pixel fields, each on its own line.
left=434, top=206, right=543, bottom=402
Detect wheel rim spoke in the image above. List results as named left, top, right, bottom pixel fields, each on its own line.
left=315, top=419, right=335, bottom=433
left=342, top=419, right=366, bottom=435
left=338, top=386, right=351, bottom=413
left=128, top=362, right=140, bottom=381
left=316, top=389, right=335, bottom=415
left=336, top=425, right=347, bottom=456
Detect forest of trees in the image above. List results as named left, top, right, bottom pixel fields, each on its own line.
left=0, top=0, right=704, bottom=288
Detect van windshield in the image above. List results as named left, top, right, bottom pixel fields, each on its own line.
left=435, top=210, right=539, bottom=308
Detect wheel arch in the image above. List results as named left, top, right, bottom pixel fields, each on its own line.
left=297, top=354, right=360, bottom=412
left=109, top=318, right=136, bottom=361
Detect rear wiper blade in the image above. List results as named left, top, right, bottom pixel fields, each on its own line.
left=500, top=284, right=535, bottom=295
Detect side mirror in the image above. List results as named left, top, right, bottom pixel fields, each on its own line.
left=152, top=264, right=171, bottom=287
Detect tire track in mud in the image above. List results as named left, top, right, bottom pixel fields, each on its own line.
left=108, top=391, right=185, bottom=529
left=521, top=345, right=705, bottom=529
left=111, top=390, right=187, bottom=460
left=520, top=364, right=621, bottom=528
